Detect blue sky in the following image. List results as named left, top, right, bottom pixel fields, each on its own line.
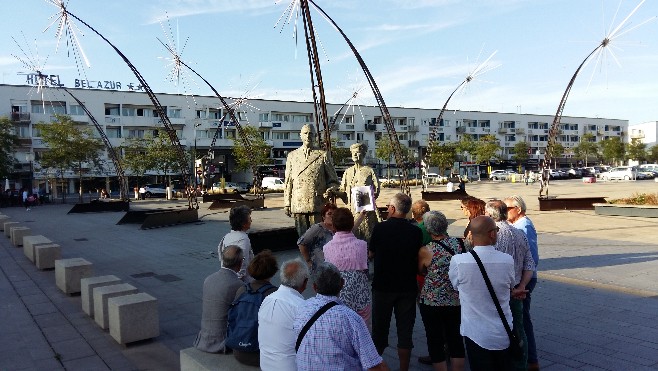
left=1, top=0, right=656, bottom=125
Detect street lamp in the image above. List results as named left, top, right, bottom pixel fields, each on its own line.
left=25, top=152, right=34, bottom=193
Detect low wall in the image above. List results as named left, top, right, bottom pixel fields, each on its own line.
left=594, top=203, right=658, bottom=218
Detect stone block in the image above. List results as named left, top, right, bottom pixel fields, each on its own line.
left=180, top=347, right=259, bottom=371
left=80, top=275, right=122, bottom=317
left=55, top=258, right=93, bottom=294
left=35, top=244, right=61, bottom=270
left=0, top=215, right=9, bottom=228
left=23, top=235, right=53, bottom=262
left=11, top=227, right=31, bottom=247
left=108, top=293, right=159, bottom=344
left=93, top=283, right=138, bottom=329
left=4, top=221, right=20, bottom=237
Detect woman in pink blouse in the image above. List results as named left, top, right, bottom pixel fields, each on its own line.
left=323, top=207, right=371, bottom=327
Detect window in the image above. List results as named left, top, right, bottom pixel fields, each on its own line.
left=209, top=109, right=222, bottom=119
left=127, top=129, right=145, bottom=138
left=122, top=107, right=136, bottom=116
left=260, top=131, right=270, bottom=140
left=289, top=132, right=300, bottom=140
left=357, top=133, right=364, bottom=141
left=292, top=114, right=310, bottom=123
left=506, top=135, right=516, bottom=142
left=16, top=125, right=30, bottom=137
left=31, top=102, right=66, bottom=114
left=479, top=120, right=491, bottom=128
left=105, top=105, right=120, bottom=116
left=259, top=113, right=270, bottom=122
left=106, top=127, right=121, bottom=138
left=344, top=116, right=353, bottom=124
left=197, top=110, right=207, bottom=119
left=272, top=113, right=290, bottom=122
left=69, top=105, right=85, bottom=116
left=272, top=132, right=289, bottom=140
left=409, top=118, right=415, bottom=126
left=168, top=108, right=182, bottom=118
left=528, top=122, right=539, bottom=129
left=226, top=130, right=236, bottom=139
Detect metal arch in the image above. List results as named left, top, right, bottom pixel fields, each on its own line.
left=158, top=50, right=264, bottom=196
left=58, top=85, right=129, bottom=200
left=542, top=42, right=605, bottom=198
left=307, top=0, right=410, bottom=195
left=60, top=8, right=198, bottom=209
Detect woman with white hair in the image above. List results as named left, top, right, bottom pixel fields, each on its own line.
left=417, top=211, right=466, bottom=371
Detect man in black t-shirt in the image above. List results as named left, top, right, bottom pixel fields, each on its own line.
left=369, top=193, right=423, bottom=371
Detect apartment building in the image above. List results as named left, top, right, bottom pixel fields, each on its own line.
left=1, top=83, right=628, bottom=191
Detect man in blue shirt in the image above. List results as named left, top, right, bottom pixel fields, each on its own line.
left=505, top=195, right=539, bottom=371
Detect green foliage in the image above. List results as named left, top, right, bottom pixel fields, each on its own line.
left=648, top=145, right=658, bottom=163
left=473, top=134, right=501, bottom=165
left=121, top=137, right=153, bottom=180
left=375, top=134, right=397, bottom=162
left=598, top=137, right=626, bottom=165
left=427, top=141, right=457, bottom=173
left=330, top=138, right=352, bottom=166
left=512, top=141, right=530, bottom=164
left=232, top=125, right=272, bottom=171
left=455, top=134, right=477, bottom=158
left=609, top=192, right=658, bottom=206
left=0, top=116, right=20, bottom=178
left=36, top=115, right=105, bottom=202
left=147, top=134, right=182, bottom=180
left=626, top=139, right=647, bottom=162
left=573, top=133, right=599, bottom=166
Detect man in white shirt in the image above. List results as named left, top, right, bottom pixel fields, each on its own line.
left=218, top=205, right=254, bottom=282
left=258, top=259, right=309, bottom=371
left=449, top=216, right=516, bottom=371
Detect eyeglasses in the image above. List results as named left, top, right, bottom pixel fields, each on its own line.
left=489, top=226, right=500, bottom=233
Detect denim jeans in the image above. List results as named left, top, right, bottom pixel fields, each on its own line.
left=523, top=277, right=538, bottom=363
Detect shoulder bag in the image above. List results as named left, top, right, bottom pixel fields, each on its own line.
left=295, top=301, right=338, bottom=352
left=469, top=250, right=523, bottom=360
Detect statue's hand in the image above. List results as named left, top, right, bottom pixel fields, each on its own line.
left=284, top=206, right=292, bottom=217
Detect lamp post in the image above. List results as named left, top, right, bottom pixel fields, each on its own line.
left=25, top=152, right=34, bottom=193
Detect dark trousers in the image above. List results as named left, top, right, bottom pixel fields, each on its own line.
left=464, top=337, right=512, bottom=371
left=510, top=298, right=528, bottom=370
left=524, top=277, right=538, bottom=363
left=419, top=304, right=465, bottom=363
left=372, top=290, right=417, bottom=354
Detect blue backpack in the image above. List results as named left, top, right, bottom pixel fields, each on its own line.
left=226, top=283, right=275, bottom=352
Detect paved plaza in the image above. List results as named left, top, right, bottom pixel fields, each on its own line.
left=1, top=179, right=657, bottom=370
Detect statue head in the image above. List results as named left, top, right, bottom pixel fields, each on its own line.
left=350, top=142, right=367, bottom=165
left=300, top=124, right=315, bottom=148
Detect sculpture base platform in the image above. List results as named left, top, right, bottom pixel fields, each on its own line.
left=68, top=200, right=130, bottom=214
left=538, top=196, right=607, bottom=211
left=249, top=227, right=298, bottom=253
left=206, top=194, right=265, bottom=210
left=117, top=209, right=198, bottom=229
left=421, top=190, right=468, bottom=201
left=594, top=203, right=658, bottom=218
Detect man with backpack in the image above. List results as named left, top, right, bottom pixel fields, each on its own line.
left=226, top=250, right=279, bottom=367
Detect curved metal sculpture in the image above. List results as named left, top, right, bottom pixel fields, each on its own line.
left=49, top=3, right=198, bottom=209
left=59, top=85, right=129, bottom=200
left=158, top=39, right=263, bottom=195
left=306, top=0, right=410, bottom=195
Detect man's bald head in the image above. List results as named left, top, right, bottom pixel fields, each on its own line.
left=221, top=245, right=244, bottom=271
left=411, top=200, right=430, bottom=222
left=469, top=215, right=498, bottom=246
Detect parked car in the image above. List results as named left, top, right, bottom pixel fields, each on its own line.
left=142, top=184, right=174, bottom=198
left=489, top=170, right=516, bottom=181
left=423, top=173, right=447, bottom=184
left=600, top=166, right=638, bottom=181
left=565, top=168, right=582, bottom=178
left=261, top=176, right=285, bottom=191
left=211, top=182, right=241, bottom=193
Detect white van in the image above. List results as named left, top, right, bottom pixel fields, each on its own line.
left=261, top=176, right=285, bottom=190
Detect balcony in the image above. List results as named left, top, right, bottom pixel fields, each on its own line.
left=259, top=121, right=273, bottom=128
left=408, top=140, right=420, bottom=147
left=11, top=112, right=31, bottom=122
left=408, top=125, right=419, bottom=133
left=17, top=138, right=32, bottom=147
left=365, top=123, right=377, bottom=131
left=497, top=128, right=507, bottom=134
left=630, top=132, right=645, bottom=139
left=456, top=126, right=466, bottom=134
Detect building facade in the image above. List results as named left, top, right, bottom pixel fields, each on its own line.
left=1, top=84, right=629, bottom=192
left=629, top=121, right=657, bottom=147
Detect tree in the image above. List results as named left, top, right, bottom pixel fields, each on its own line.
left=427, top=141, right=457, bottom=176
left=573, top=133, right=598, bottom=166
left=0, top=116, right=19, bottom=179
left=147, top=134, right=182, bottom=186
left=599, top=137, right=625, bottom=166
left=512, top=141, right=530, bottom=165
left=375, top=135, right=407, bottom=179
left=648, top=145, right=658, bottom=163
left=36, top=115, right=104, bottom=203
left=626, top=139, right=647, bottom=163
left=546, top=142, right=564, bottom=168
left=232, top=125, right=272, bottom=172
left=121, top=137, right=152, bottom=189
left=455, top=134, right=477, bottom=161
left=330, top=138, right=352, bottom=166
left=473, top=134, right=501, bottom=165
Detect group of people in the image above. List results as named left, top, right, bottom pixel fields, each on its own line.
left=194, top=189, right=539, bottom=371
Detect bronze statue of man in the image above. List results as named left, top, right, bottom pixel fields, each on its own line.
left=284, top=124, right=340, bottom=236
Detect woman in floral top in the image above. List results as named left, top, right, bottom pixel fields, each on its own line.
left=418, top=211, right=466, bottom=371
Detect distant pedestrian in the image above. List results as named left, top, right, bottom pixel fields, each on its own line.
left=22, top=188, right=30, bottom=210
